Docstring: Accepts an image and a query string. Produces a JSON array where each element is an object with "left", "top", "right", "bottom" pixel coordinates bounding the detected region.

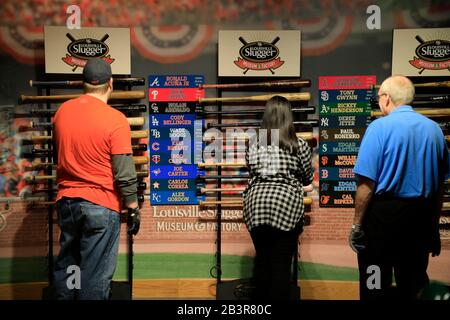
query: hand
[
  {"left": 127, "top": 207, "right": 141, "bottom": 236},
  {"left": 349, "top": 224, "right": 366, "bottom": 254}
]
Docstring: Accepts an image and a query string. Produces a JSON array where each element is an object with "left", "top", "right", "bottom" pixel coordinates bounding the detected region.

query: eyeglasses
[{"left": 375, "top": 93, "right": 387, "bottom": 102}]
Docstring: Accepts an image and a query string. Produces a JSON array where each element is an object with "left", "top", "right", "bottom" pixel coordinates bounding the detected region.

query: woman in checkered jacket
[{"left": 243, "top": 95, "right": 313, "bottom": 300}]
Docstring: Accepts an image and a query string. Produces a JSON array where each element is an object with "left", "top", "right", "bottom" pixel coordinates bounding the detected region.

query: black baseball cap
[{"left": 83, "top": 58, "right": 112, "bottom": 85}]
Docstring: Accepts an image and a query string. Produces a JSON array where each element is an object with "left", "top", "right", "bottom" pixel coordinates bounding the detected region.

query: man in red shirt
[{"left": 53, "top": 58, "right": 140, "bottom": 300}]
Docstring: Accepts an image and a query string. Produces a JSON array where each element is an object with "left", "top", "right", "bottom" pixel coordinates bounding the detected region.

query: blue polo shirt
[{"left": 354, "top": 105, "right": 449, "bottom": 198}]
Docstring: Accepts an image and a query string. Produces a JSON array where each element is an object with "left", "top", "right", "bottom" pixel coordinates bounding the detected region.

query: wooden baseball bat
[
  {"left": 26, "top": 170, "right": 149, "bottom": 182},
  {"left": 201, "top": 79, "right": 311, "bottom": 89},
  {"left": 133, "top": 156, "right": 149, "bottom": 164},
  {"left": 20, "top": 90, "right": 146, "bottom": 102},
  {"left": 413, "top": 95, "right": 450, "bottom": 103},
  {"left": 16, "top": 104, "right": 147, "bottom": 117},
  {"left": 30, "top": 130, "right": 149, "bottom": 142},
  {"left": 29, "top": 78, "right": 146, "bottom": 87},
  {"left": 199, "top": 185, "right": 314, "bottom": 193},
  {"left": 32, "top": 188, "right": 57, "bottom": 194},
  {"left": 200, "top": 107, "right": 316, "bottom": 116},
  {"left": 203, "top": 131, "right": 314, "bottom": 141},
  {"left": 371, "top": 108, "right": 450, "bottom": 117},
  {"left": 199, "top": 92, "right": 311, "bottom": 104},
  {"left": 27, "top": 143, "right": 146, "bottom": 151},
  {"left": 199, "top": 196, "right": 312, "bottom": 206},
  {"left": 207, "top": 120, "right": 318, "bottom": 128},
  {"left": 198, "top": 163, "right": 246, "bottom": 168},
  {"left": 373, "top": 81, "right": 450, "bottom": 89},
  {"left": 132, "top": 143, "right": 148, "bottom": 152},
  {"left": 131, "top": 130, "right": 149, "bottom": 139},
  {"left": 31, "top": 181, "right": 147, "bottom": 193},
  {"left": 30, "top": 135, "right": 52, "bottom": 142},
  {"left": 111, "top": 104, "right": 147, "bottom": 113},
  {"left": 27, "top": 156, "right": 148, "bottom": 170},
  {"left": 127, "top": 117, "right": 145, "bottom": 126},
  {"left": 196, "top": 175, "right": 249, "bottom": 180},
  {"left": 198, "top": 155, "right": 315, "bottom": 168},
  {"left": 32, "top": 194, "right": 146, "bottom": 206},
  {"left": 136, "top": 170, "right": 149, "bottom": 178},
  {"left": 26, "top": 175, "right": 56, "bottom": 182},
  {"left": 0, "top": 196, "right": 47, "bottom": 203},
  {"left": 25, "top": 117, "right": 145, "bottom": 129},
  {"left": 297, "top": 132, "right": 314, "bottom": 140}
]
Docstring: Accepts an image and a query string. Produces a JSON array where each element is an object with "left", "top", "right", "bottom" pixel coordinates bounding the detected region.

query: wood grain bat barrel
[
  {"left": 21, "top": 90, "right": 146, "bottom": 102},
  {"left": 207, "top": 120, "right": 318, "bottom": 128},
  {"left": 198, "top": 92, "right": 311, "bottom": 104},
  {"left": 28, "top": 117, "right": 145, "bottom": 128},
  {"left": 18, "top": 104, "right": 147, "bottom": 117},
  {"left": 203, "top": 131, "right": 314, "bottom": 141},
  {"left": 373, "top": 81, "right": 450, "bottom": 89},
  {"left": 26, "top": 170, "right": 149, "bottom": 182},
  {"left": 199, "top": 196, "right": 312, "bottom": 206},
  {"left": 201, "top": 79, "right": 311, "bottom": 89},
  {"left": 31, "top": 182, "right": 147, "bottom": 193},
  {"left": 199, "top": 185, "right": 314, "bottom": 193},
  {"left": 200, "top": 106, "right": 316, "bottom": 115},
  {"left": 29, "top": 77, "right": 146, "bottom": 87},
  {"left": 28, "top": 156, "right": 148, "bottom": 170},
  {"left": 31, "top": 130, "right": 149, "bottom": 142},
  {"left": 131, "top": 130, "right": 149, "bottom": 139},
  {"left": 372, "top": 108, "right": 450, "bottom": 117}
]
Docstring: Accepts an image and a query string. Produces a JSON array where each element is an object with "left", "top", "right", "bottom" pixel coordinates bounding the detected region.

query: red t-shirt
[{"left": 53, "top": 94, "right": 132, "bottom": 212}]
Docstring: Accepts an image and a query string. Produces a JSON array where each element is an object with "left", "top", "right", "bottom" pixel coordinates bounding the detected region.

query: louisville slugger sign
[
  {"left": 218, "top": 30, "right": 300, "bottom": 77},
  {"left": 392, "top": 28, "right": 450, "bottom": 76},
  {"left": 44, "top": 26, "right": 131, "bottom": 74}
]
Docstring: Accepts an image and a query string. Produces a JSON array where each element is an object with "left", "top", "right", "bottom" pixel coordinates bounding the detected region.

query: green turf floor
[{"left": 0, "top": 253, "right": 359, "bottom": 284}]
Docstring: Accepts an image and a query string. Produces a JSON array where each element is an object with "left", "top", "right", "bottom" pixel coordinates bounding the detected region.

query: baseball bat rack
[
  {"left": 21, "top": 74, "right": 148, "bottom": 297},
  {"left": 202, "top": 76, "right": 315, "bottom": 300}
]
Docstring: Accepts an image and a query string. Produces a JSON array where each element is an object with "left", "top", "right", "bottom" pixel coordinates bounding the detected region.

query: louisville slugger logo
[
  {"left": 234, "top": 36, "right": 284, "bottom": 74},
  {"left": 62, "top": 33, "right": 115, "bottom": 72},
  {"left": 409, "top": 36, "right": 450, "bottom": 74}
]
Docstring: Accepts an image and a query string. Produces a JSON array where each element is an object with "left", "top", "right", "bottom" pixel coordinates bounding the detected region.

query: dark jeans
[
  {"left": 358, "top": 196, "right": 431, "bottom": 300},
  {"left": 53, "top": 197, "right": 121, "bottom": 300},
  {"left": 250, "top": 224, "right": 301, "bottom": 300}
]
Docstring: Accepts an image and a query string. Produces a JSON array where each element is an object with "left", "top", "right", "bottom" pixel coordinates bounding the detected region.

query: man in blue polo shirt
[{"left": 349, "top": 75, "right": 448, "bottom": 300}]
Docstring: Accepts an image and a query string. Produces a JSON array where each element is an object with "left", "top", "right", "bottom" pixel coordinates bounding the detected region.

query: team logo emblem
[
  {"left": 234, "top": 36, "right": 284, "bottom": 74},
  {"left": 409, "top": 36, "right": 450, "bottom": 74},
  {"left": 63, "top": 33, "right": 115, "bottom": 72}
]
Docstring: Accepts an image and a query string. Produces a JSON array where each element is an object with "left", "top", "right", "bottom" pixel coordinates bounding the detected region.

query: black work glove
[
  {"left": 349, "top": 224, "right": 366, "bottom": 254},
  {"left": 127, "top": 207, "right": 141, "bottom": 236},
  {"left": 430, "top": 225, "right": 441, "bottom": 257}
]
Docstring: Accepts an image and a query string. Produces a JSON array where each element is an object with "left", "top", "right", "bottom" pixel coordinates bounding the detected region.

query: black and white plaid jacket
[{"left": 243, "top": 138, "right": 313, "bottom": 231}]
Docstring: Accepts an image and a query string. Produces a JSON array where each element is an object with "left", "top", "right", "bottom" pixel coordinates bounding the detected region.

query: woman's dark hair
[{"left": 260, "top": 96, "right": 298, "bottom": 152}]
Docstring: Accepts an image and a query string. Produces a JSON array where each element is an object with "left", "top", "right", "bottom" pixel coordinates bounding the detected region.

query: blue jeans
[{"left": 53, "top": 197, "right": 121, "bottom": 300}]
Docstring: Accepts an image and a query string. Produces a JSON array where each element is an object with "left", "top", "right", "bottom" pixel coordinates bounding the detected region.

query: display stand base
[
  {"left": 216, "top": 278, "right": 300, "bottom": 300},
  {"left": 41, "top": 281, "right": 131, "bottom": 300},
  {"left": 110, "top": 281, "right": 132, "bottom": 300},
  {"left": 42, "top": 286, "right": 56, "bottom": 300}
]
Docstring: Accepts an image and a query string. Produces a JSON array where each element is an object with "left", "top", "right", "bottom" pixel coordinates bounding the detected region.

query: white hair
[{"left": 379, "top": 75, "right": 415, "bottom": 106}]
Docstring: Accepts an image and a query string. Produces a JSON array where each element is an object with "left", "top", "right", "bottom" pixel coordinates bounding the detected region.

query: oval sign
[
  {"left": 416, "top": 39, "right": 450, "bottom": 62},
  {"left": 67, "top": 38, "right": 109, "bottom": 59},
  {"left": 239, "top": 41, "right": 279, "bottom": 63}
]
